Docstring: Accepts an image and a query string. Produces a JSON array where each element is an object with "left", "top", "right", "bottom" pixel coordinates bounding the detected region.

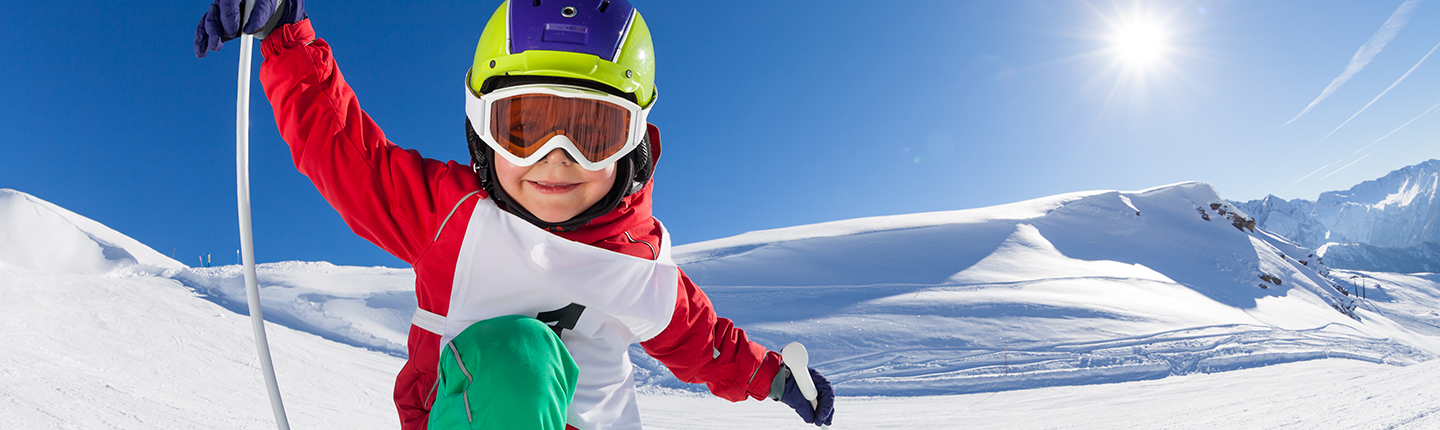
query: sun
[
  {"left": 1081, "top": 0, "right": 1186, "bottom": 83},
  {"left": 1069, "top": 2, "right": 1207, "bottom": 128},
  {"left": 1112, "top": 21, "right": 1168, "bottom": 67}
]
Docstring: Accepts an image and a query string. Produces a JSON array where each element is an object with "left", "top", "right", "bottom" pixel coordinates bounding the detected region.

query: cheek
[
  {"left": 492, "top": 158, "right": 527, "bottom": 192},
  {"left": 588, "top": 166, "right": 619, "bottom": 193}
]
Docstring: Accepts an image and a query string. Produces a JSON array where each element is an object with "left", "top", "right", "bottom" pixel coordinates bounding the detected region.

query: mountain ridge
[
  {"left": 657, "top": 181, "right": 1439, "bottom": 395},
  {"left": 1233, "top": 159, "right": 1440, "bottom": 273}
]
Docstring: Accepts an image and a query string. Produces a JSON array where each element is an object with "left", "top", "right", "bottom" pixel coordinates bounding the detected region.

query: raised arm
[{"left": 258, "top": 20, "right": 481, "bottom": 263}]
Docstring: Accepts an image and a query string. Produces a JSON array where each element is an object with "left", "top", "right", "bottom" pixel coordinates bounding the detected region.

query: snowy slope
[
  {"left": 0, "top": 189, "right": 184, "bottom": 275},
  {"left": 637, "top": 358, "right": 1440, "bottom": 429},
  {"left": 0, "top": 267, "right": 405, "bottom": 428},
  {"left": 665, "top": 182, "right": 1440, "bottom": 395},
  {"left": 177, "top": 262, "right": 417, "bottom": 356},
  {"left": 4, "top": 185, "right": 1440, "bottom": 428},
  {"left": 0, "top": 189, "right": 418, "bottom": 357},
  {"left": 0, "top": 190, "right": 406, "bottom": 428}
]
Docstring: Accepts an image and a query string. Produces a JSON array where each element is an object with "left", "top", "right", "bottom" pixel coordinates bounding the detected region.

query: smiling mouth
[{"left": 527, "top": 180, "right": 581, "bottom": 194}]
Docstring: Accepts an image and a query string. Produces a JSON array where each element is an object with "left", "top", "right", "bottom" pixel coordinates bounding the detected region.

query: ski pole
[
  {"left": 236, "top": 0, "right": 290, "bottom": 427},
  {"left": 782, "top": 342, "right": 830, "bottom": 430}
]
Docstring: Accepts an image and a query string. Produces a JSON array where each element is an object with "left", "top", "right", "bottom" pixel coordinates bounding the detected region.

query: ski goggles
[{"left": 466, "top": 83, "right": 650, "bottom": 171}]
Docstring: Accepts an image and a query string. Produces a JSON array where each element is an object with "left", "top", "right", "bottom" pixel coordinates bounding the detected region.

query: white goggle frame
[{"left": 465, "top": 82, "right": 650, "bottom": 171}]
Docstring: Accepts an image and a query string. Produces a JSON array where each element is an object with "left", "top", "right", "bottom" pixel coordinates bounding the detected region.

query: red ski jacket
[{"left": 259, "top": 20, "right": 782, "bottom": 430}]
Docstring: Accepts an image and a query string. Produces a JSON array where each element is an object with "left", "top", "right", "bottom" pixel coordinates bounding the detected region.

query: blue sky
[{"left": 4, "top": 1, "right": 1439, "bottom": 268}]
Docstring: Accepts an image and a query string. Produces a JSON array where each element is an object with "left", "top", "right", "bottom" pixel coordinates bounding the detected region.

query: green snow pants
[{"left": 428, "top": 315, "right": 579, "bottom": 430}]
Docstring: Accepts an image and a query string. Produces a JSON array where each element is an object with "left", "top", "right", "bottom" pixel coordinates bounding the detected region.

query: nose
[{"left": 538, "top": 148, "right": 577, "bottom": 165}]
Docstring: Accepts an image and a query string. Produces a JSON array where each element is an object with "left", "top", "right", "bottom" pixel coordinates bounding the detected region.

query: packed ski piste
[{"left": 194, "top": 0, "right": 835, "bottom": 428}]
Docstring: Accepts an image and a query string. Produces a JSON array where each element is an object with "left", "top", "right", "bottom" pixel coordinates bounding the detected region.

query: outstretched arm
[
  {"left": 258, "top": 19, "right": 481, "bottom": 263},
  {"left": 640, "top": 271, "right": 783, "bottom": 401}
]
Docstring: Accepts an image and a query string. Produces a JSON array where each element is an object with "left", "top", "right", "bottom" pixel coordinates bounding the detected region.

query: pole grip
[{"left": 782, "top": 342, "right": 828, "bottom": 428}]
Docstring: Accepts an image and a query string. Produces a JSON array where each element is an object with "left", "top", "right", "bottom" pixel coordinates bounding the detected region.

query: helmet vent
[
  {"left": 532, "top": 0, "right": 542, "bottom": 7},
  {"left": 562, "top": 6, "right": 577, "bottom": 17},
  {"left": 598, "top": 1, "right": 611, "bottom": 13}
]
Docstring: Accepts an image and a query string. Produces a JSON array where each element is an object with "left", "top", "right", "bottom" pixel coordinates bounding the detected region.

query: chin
[{"left": 532, "top": 210, "right": 582, "bottom": 224}]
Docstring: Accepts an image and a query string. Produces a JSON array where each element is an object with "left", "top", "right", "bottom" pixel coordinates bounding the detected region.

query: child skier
[{"left": 194, "top": 0, "right": 836, "bottom": 428}]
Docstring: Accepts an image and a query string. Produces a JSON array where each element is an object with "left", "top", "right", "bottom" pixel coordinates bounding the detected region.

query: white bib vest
[{"left": 412, "top": 197, "right": 680, "bottom": 430}]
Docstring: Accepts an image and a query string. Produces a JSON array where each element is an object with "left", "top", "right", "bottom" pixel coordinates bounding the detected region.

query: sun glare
[
  {"left": 1085, "top": 2, "right": 1189, "bottom": 92},
  {"left": 1114, "top": 22, "right": 1167, "bottom": 66},
  {"left": 1074, "top": 2, "right": 1204, "bottom": 127}
]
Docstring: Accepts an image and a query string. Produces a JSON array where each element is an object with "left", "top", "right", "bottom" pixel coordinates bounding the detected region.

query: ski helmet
[{"left": 465, "top": 0, "right": 658, "bottom": 232}]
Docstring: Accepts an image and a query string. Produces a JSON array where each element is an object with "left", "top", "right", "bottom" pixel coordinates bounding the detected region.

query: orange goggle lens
[{"left": 489, "top": 93, "right": 632, "bottom": 163}]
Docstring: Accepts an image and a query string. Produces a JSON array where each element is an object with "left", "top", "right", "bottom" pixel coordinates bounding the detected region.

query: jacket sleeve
[
  {"left": 641, "top": 269, "right": 783, "bottom": 402},
  {"left": 258, "top": 20, "right": 475, "bottom": 263}
]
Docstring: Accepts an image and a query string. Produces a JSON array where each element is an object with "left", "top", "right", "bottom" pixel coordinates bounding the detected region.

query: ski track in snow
[
  {"left": 175, "top": 262, "right": 417, "bottom": 357},
  {"left": 637, "top": 358, "right": 1440, "bottom": 429}
]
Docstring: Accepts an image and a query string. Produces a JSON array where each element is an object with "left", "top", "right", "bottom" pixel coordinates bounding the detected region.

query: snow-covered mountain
[
  {"left": 1234, "top": 159, "right": 1440, "bottom": 273},
  {"left": 4, "top": 185, "right": 1440, "bottom": 428},
  {"left": 1232, "top": 194, "right": 1330, "bottom": 248},
  {"left": 0, "top": 189, "right": 185, "bottom": 275},
  {"left": 1315, "top": 159, "right": 1440, "bottom": 248},
  {"left": 0, "top": 189, "right": 407, "bottom": 428},
  {"left": 657, "top": 181, "right": 1438, "bottom": 395}
]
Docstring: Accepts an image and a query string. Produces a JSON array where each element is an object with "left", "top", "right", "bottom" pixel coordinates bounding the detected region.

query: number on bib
[{"left": 536, "top": 303, "right": 586, "bottom": 337}]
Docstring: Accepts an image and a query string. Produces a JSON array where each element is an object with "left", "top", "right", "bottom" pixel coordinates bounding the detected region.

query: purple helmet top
[{"left": 510, "top": 0, "right": 636, "bottom": 62}]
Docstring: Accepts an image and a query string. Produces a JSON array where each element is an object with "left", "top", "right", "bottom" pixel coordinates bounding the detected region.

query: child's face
[{"left": 494, "top": 149, "right": 618, "bottom": 223}]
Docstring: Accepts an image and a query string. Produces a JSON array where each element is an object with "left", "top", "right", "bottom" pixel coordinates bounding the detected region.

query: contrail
[
  {"left": 1320, "top": 152, "right": 1374, "bottom": 180},
  {"left": 1319, "top": 38, "right": 1440, "bottom": 142},
  {"left": 1291, "top": 98, "right": 1440, "bottom": 187},
  {"left": 1285, "top": 162, "right": 1338, "bottom": 189},
  {"left": 1281, "top": 0, "right": 1422, "bottom": 128},
  {"left": 1349, "top": 98, "right": 1440, "bottom": 155}
]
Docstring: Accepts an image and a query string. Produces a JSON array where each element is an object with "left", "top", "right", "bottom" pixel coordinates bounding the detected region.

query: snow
[
  {"left": 664, "top": 182, "right": 1438, "bottom": 397},
  {"left": 179, "top": 262, "right": 417, "bottom": 355},
  {"left": 1236, "top": 159, "right": 1440, "bottom": 251},
  {"left": 0, "top": 266, "right": 404, "bottom": 429},
  {"left": 0, "top": 189, "right": 184, "bottom": 276},
  {"left": 637, "top": 359, "right": 1440, "bottom": 429},
  {"left": 4, "top": 182, "right": 1440, "bottom": 428}
]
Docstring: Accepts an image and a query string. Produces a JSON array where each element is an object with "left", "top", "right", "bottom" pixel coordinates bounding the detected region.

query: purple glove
[
  {"left": 773, "top": 367, "right": 835, "bottom": 427},
  {"left": 193, "top": 0, "right": 306, "bottom": 58}
]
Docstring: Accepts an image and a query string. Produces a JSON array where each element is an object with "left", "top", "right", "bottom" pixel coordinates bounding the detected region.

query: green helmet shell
[{"left": 469, "top": 1, "right": 657, "bottom": 108}]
